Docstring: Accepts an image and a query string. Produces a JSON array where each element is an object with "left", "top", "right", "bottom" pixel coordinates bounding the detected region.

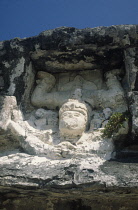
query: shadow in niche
[
  {"left": 113, "top": 134, "right": 138, "bottom": 163},
  {"left": 110, "top": 156, "right": 138, "bottom": 163},
  {"left": 54, "top": 199, "right": 91, "bottom": 210},
  {"left": 0, "top": 148, "right": 24, "bottom": 157}
]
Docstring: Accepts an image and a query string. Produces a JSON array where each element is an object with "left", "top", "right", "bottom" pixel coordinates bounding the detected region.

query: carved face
[{"left": 59, "top": 110, "right": 86, "bottom": 137}]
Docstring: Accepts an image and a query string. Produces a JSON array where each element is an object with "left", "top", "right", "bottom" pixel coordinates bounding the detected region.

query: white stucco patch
[
  {"left": 3, "top": 61, "right": 11, "bottom": 68},
  {"left": 10, "top": 40, "right": 24, "bottom": 52},
  {"left": 35, "top": 44, "right": 40, "bottom": 50},
  {"left": 8, "top": 57, "right": 25, "bottom": 95}
]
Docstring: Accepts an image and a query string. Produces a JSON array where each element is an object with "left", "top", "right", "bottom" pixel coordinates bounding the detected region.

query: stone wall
[{"left": 0, "top": 25, "right": 138, "bottom": 209}]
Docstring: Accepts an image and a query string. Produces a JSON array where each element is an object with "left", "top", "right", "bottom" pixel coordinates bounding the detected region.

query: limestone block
[
  {"left": 34, "top": 118, "right": 47, "bottom": 129},
  {"left": 103, "top": 108, "right": 112, "bottom": 120},
  {"left": 28, "top": 108, "right": 58, "bottom": 130},
  {"left": 90, "top": 119, "right": 103, "bottom": 130}
]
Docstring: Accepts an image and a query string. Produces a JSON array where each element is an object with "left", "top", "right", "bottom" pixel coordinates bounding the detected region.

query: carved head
[{"left": 59, "top": 99, "right": 88, "bottom": 138}]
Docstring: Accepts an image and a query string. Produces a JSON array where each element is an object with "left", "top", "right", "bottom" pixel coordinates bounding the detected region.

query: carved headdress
[{"left": 59, "top": 99, "right": 88, "bottom": 121}]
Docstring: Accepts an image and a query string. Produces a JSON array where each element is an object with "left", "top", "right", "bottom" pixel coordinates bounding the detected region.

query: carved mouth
[{"left": 61, "top": 119, "right": 78, "bottom": 129}]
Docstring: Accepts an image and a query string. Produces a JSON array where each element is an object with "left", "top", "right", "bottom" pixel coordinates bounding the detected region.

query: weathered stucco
[{"left": 0, "top": 25, "right": 138, "bottom": 210}]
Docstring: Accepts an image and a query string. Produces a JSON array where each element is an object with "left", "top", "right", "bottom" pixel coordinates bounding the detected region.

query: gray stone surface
[{"left": 0, "top": 25, "right": 138, "bottom": 209}]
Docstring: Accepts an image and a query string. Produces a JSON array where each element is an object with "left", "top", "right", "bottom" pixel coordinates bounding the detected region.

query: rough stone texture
[{"left": 0, "top": 25, "right": 138, "bottom": 209}]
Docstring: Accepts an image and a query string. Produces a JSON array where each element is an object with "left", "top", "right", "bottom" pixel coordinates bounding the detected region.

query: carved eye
[
  {"left": 62, "top": 113, "right": 67, "bottom": 117},
  {"left": 74, "top": 113, "right": 79, "bottom": 117}
]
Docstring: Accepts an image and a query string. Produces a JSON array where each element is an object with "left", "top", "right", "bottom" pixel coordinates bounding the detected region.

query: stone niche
[
  {"left": 0, "top": 68, "right": 128, "bottom": 159},
  {"left": 0, "top": 25, "right": 138, "bottom": 210}
]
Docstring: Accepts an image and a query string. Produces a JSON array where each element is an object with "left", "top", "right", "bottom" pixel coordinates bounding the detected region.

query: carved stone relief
[
  {"left": 1, "top": 26, "right": 138, "bottom": 208},
  {"left": 0, "top": 68, "right": 129, "bottom": 160}
]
